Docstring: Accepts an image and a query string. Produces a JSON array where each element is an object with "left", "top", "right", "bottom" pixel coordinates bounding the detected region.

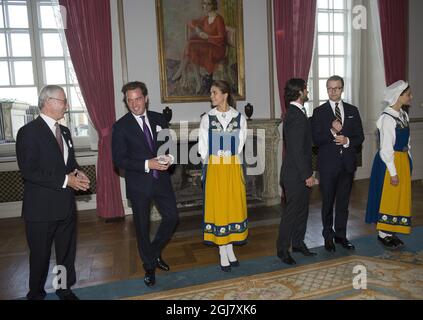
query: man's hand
[
  {"left": 75, "top": 169, "right": 90, "bottom": 183},
  {"left": 334, "top": 135, "right": 348, "bottom": 146},
  {"left": 148, "top": 158, "right": 170, "bottom": 171},
  {"left": 305, "top": 176, "right": 315, "bottom": 188},
  {"left": 67, "top": 170, "right": 90, "bottom": 191},
  {"left": 390, "top": 175, "right": 399, "bottom": 186},
  {"left": 331, "top": 120, "right": 342, "bottom": 134}
]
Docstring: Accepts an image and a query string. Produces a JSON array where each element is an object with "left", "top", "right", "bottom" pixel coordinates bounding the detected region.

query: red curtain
[
  {"left": 378, "top": 0, "right": 409, "bottom": 85},
  {"left": 274, "top": 0, "right": 317, "bottom": 117},
  {"left": 59, "top": 0, "right": 125, "bottom": 218}
]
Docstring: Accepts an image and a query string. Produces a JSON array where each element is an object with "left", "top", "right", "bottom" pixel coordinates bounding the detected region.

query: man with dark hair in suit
[
  {"left": 16, "top": 85, "right": 90, "bottom": 300},
  {"left": 312, "top": 75, "right": 364, "bottom": 252},
  {"left": 277, "top": 78, "right": 317, "bottom": 265},
  {"left": 112, "top": 81, "right": 178, "bottom": 287}
]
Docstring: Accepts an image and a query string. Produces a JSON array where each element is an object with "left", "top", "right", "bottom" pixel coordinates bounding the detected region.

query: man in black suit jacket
[
  {"left": 16, "top": 85, "right": 90, "bottom": 300},
  {"left": 312, "top": 75, "right": 364, "bottom": 252},
  {"left": 112, "top": 81, "right": 178, "bottom": 287},
  {"left": 277, "top": 78, "right": 317, "bottom": 265}
]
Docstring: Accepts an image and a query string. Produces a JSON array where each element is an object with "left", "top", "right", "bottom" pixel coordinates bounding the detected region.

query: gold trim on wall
[{"left": 156, "top": 0, "right": 245, "bottom": 103}]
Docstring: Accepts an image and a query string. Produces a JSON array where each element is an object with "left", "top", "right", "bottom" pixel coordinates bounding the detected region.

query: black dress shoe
[
  {"left": 324, "top": 239, "right": 336, "bottom": 252},
  {"left": 144, "top": 269, "right": 156, "bottom": 287},
  {"left": 391, "top": 234, "right": 404, "bottom": 247},
  {"left": 377, "top": 236, "right": 401, "bottom": 250},
  {"left": 156, "top": 256, "right": 170, "bottom": 271},
  {"left": 220, "top": 264, "right": 231, "bottom": 272},
  {"left": 229, "top": 260, "right": 240, "bottom": 267},
  {"left": 278, "top": 251, "right": 296, "bottom": 265},
  {"left": 334, "top": 237, "right": 355, "bottom": 250},
  {"left": 56, "top": 289, "right": 79, "bottom": 300},
  {"left": 292, "top": 245, "right": 317, "bottom": 256}
]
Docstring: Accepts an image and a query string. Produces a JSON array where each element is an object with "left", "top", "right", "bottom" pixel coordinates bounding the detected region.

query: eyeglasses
[
  {"left": 327, "top": 87, "right": 343, "bottom": 92},
  {"left": 49, "top": 97, "right": 68, "bottom": 104}
]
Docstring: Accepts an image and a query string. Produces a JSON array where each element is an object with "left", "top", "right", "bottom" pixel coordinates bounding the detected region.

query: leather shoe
[
  {"left": 278, "top": 251, "right": 296, "bottom": 265},
  {"left": 144, "top": 269, "right": 156, "bottom": 287},
  {"left": 334, "top": 237, "right": 355, "bottom": 250},
  {"left": 229, "top": 260, "right": 240, "bottom": 267},
  {"left": 324, "top": 239, "right": 336, "bottom": 252},
  {"left": 377, "top": 236, "right": 401, "bottom": 250},
  {"left": 156, "top": 256, "right": 170, "bottom": 271},
  {"left": 220, "top": 264, "right": 231, "bottom": 272},
  {"left": 56, "top": 289, "right": 79, "bottom": 300},
  {"left": 292, "top": 245, "right": 317, "bottom": 256},
  {"left": 391, "top": 234, "right": 404, "bottom": 247}
]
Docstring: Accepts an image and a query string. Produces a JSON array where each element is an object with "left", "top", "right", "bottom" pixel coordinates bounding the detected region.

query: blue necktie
[{"left": 140, "top": 116, "right": 158, "bottom": 179}]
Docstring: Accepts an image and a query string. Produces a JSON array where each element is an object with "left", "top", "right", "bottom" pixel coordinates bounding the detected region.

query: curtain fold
[
  {"left": 378, "top": 0, "right": 408, "bottom": 85},
  {"left": 59, "top": 0, "right": 124, "bottom": 218},
  {"left": 273, "top": 0, "right": 317, "bottom": 117}
]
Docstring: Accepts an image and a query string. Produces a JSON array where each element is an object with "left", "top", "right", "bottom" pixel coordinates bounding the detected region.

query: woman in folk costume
[
  {"left": 365, "top": 80, "right": 413, "bottom": 249},
  {"left": 198, "top": 80, "right": 248, "bottom": 272}
]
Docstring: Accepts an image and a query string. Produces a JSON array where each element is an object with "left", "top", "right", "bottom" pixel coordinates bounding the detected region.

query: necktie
[
  {"left": 335, "top": 102, "right": 342, "bottom": 125},
  {"left": 140, "top": 116, "right": 158, "bottom": 179},
  {"left": 302, "top": 107, "right": 307, "bottom": 117},
  {"left": 55, "top": 122, "right": 64, "bottom": 154}
]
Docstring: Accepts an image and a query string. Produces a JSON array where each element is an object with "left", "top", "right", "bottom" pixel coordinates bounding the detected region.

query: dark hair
[
  {"left": 400, "top": 85, "right": 410, "bottom": 96},
  {"left": 400, "top": 85, "right": 411, "bottom": 113},
  {"left": 326, "top": 75, "right": 344, "bottom": 88},
  {"left": 211, "top": 80, "right": 236, "bottom": 109},
  {"left": 121, "top": 81, "right": 148, "bottom": 105},
  {"left": 204, "top": 0, "right": 218, "bottom": 11},
  {"left": 284, "top": 78, "right": 307, "bottom": 103}
]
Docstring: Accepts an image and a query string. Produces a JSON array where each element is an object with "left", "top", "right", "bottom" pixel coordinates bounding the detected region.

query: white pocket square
[
  {"left": 348, "top": 116, "right": 354, "bottom": 119},
  {"left": 156, "top": 125, "right": 162, "bottom": 132},
  {"left": 68, "top": 140, "right": 73, "bottom": 148}
]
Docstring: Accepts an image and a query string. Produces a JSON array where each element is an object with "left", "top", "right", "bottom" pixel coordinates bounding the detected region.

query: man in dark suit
[
  {"left": 277, "top": 78, "right": 317, "bottom": 265},
  {"left": 312, "top": 75, "right": 364, "bottom": 252},
  {"left": 112, "top": 81, "right": 178, "bottom": 287},
  {"left": 16, "top": 85, "right": 90, "bottom": 300}
]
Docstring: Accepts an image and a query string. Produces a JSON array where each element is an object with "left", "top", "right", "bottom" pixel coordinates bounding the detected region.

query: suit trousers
[
  {"left": 25, "top": 208, "right": 77, "bottom": 300},
  {"left": 130, "top": 178, "right": 178, "bottom": 271},
  {"left": 277, "top": 180, "right": 311, "bottom": 253},
  {"left": 319, "top": 168, "right": 354, "bottom": 240}
]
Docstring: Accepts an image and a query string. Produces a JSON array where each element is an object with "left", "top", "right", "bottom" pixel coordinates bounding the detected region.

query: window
[
  {"left": 0, "top": 0, "right": 89, "bottom": 144},
  {"left": 307, "top": 0, "right": 350, "bottom": 113}
]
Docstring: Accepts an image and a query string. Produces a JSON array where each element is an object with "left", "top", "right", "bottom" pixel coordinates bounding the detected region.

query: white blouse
[
  {"left": 198, "top": 107, "right": 247, "bottom": 161},
  {"left": 377, "top": 106, "right": 411, "bottom": 177}
]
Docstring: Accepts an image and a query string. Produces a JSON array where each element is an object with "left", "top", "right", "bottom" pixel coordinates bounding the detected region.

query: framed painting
[{"left": 156, "top": 0, "right": 245, "bottom": 103}]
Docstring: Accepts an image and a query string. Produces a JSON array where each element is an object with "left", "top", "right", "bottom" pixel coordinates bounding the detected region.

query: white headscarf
[{"left": 383, "top": 80, "right": 409, "bottom": 106}]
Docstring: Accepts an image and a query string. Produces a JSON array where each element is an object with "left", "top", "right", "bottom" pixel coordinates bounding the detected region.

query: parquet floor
[{"left": 0, "top": 179, "right": 422, "bottom": 300}]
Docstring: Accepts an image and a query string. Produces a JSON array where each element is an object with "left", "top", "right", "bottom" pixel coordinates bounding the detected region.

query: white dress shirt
[
  {"left": 198, "top": 107, "right": 247, "bottom": 162},
  {"left": 290, "top": 102, "right": 307, "bottom": 116},
  {"left": 40, "top": 113, "right": 69, "bottom": 188},
  {"left": 328, "top": 100, "right": 350, "bottom": 148},
  {"left": 132, "top": 112, "right": 174, "bottom": 172},
  {"left": 377, "top": 106, "right": 411, "bottom": 177}
]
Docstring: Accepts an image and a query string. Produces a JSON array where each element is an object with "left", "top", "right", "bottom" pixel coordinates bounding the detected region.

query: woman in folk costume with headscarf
[{"left": 365, "top": 80, "right": 413, "bottom": 249}]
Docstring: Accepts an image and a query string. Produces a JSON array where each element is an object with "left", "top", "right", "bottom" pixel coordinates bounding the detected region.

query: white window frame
[
  {"left": 0, "top": 0, "right": 90, "bottom": 154},
  {"left": 308, "top": 0, "right": 350, "bottom": 113}
]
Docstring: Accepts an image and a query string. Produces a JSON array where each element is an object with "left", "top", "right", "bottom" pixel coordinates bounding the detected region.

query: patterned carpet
[
  {"left": 33, "top": 227, "right": 423, "bottom": 300},
  {"left": 127, "top": 251, "right": 423, "bottom": 300}
]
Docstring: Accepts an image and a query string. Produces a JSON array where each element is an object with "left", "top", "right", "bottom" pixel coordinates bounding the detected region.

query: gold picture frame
[{"left": 156, "top": 0, "right": 245, "bottom": 103}]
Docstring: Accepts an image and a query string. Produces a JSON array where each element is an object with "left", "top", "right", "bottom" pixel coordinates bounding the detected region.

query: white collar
[
  {"left": 209, "top": 106, "right": 239, "bottom": 117},
  {"left": 383, "top": 106, "right": 403, "bottom": 117},
  {"left": 290, "top": 102, "right": 305, "bottom": 111},
  {"left": 40, "top": 113, "right": 59, "bottom": 130},
  {"left": 329, "top": 100, "right": 343, "bottom": 108},
  {"left": 132, "top": 111, "right": 147, "bottom": 119}
]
